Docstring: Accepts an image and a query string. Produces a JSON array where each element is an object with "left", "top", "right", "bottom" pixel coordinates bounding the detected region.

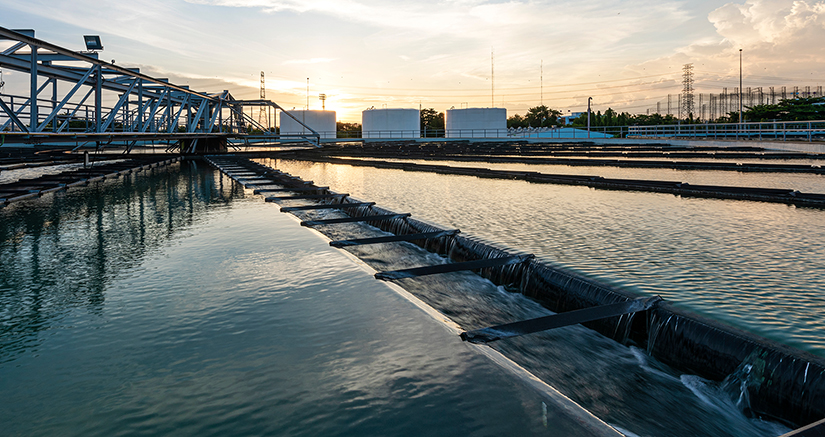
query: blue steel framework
[{"left": 0, "top": 26, "right": 320, "bottom": 152}]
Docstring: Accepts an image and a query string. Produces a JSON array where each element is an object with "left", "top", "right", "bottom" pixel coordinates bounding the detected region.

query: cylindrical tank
[
  {"left": 361, "top": 108, "right": 420, "bottom": 138},
  {"left": 279, "top": 110, "right": 336, "bottom": 139},
  {"left": 445, "top": 108, "right": 507, "bottom": 138}
]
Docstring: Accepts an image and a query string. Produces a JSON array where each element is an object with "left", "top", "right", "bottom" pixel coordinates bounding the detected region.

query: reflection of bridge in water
[
  {"left": 0, "top": 161, "right": 244, "bottom": 364},
  {"left": 0, "top": 26, "right": 320, "bottom": 153}
]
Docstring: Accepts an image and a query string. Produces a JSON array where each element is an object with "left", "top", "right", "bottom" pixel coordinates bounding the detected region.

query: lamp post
[
  {"left": 587, "top": 97, "right": 592, "bottom": 138},
  {"left": 739, "top": 49, "right": 743, "bottom": 124}
]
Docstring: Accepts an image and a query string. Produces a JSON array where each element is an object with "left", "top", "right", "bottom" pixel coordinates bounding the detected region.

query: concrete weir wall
[{"left": 336, "top": 198, "right": 824, "bottom": 428}]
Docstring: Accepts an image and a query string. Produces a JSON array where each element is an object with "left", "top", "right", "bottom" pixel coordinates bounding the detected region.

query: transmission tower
[
  {"left": 258, "top": 71, "right": 267, "bottom": 127},
  {"left": 681, "top": 63, "right": 694, "bottom": 118}
]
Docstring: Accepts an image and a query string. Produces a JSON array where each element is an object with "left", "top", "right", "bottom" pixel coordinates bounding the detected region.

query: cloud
[
  {"left": 708, "top": 0, "right": 825, "bottom": 47},
  {"left": 11, "top": 0, "right": 824, "bottom": 119},
  {"left": 282, "top": 58, "right": 337, "bottom": 65},
  {"left": 607, "top": 0, "right": 825, "bottom": 116},
  {"left": 644, "top": 1, "right": 825, "bottom": 70},
  {"left": 185, "top": 0, "right": 691, "bottom": 44}
]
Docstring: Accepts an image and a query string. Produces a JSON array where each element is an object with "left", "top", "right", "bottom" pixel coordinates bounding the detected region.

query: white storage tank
[
  {"left": 280, "top": 110, "right": 336, "bottom": 139},
  {"left": 445, "top": 108, "right": 507, "bottom": 138},
  {"left": 361, "top": 108, "right": 420, "bottom": 138}
]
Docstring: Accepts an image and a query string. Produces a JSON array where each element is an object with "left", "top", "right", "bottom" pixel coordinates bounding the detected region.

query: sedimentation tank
[
  {"left": 361, "top": 108, "right": 420, "bottom": 138},
  {"left": 280, "top": 110, "right": 337, "bottom": 139},
  {"left": 445, "top": 108, "right": 507, "bottom": 138}
]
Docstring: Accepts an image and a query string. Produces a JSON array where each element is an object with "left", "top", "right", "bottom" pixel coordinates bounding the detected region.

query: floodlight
[{"left": 83, "top": 35, "right": 103, "bottom": 51}]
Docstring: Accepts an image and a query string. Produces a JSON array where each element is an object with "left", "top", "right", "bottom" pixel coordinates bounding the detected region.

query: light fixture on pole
[{"left": 83, "top": 35, "right": 103, "bottom": 52}]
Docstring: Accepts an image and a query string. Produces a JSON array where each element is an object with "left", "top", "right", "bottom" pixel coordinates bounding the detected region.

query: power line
[{"left": 262, "top": 71, "right": 681, "bottom": 93}]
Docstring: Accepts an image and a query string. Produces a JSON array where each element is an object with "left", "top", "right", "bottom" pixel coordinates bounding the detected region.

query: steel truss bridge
[{"left": 0, "top": 26, "right": 320, "bottom": 153}]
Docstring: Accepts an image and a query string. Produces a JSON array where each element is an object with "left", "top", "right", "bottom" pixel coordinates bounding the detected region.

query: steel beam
[
  {"left": 37, "top": 66, "right": 95, "bottom": 131},
  {"left": 0, "top": 26, "right": 323, "bottom": 149},
  {"left": 460, "top": 296, "right": 662, "bottom": 344},
  {"left": 0, "top": 97, "right": 29, "bottom": 132},
  {"left": 374, "top": 254, "right": 533, "bottom": 281}
]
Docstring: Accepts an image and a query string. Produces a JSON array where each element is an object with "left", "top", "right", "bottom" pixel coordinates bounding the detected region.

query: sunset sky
[{"left": 2, "top": 0, "right": 825, "bottom": 122}]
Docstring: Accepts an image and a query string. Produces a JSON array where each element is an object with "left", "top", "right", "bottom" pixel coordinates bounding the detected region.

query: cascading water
[{"left": 251, "top": 159, "right": 805, "bottom": 435}]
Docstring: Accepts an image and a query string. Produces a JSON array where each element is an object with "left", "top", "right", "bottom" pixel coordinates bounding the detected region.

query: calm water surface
[
  {"left": 271, "top": 158, "right": 825, "bottom": 356},
  {"left": 0, "top": 163, "right": 583, "bottom": 436}
]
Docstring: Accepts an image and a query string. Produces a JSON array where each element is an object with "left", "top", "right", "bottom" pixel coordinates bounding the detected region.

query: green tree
[
  {"left": 336, "top": 122, "right": 361, "bottom": 138},
  {"left": 524, "top": 105, "right": 562, "bottom": 127},
  {"left": 508, "top": 105, "right": 562, "bottom": 128},
  {"left": 420, "top": 108, "right": 445, "bottom": 137},
  {"left": 507, "top": 114, "right": 527, "bottom": 128},
  {"left": 741, "top": 96, "right": 825, "bottom": 122}
]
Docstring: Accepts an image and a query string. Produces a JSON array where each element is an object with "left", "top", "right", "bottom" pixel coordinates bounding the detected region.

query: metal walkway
[{"left": 0, "top": 26, "right": 320, "bottom": 152}]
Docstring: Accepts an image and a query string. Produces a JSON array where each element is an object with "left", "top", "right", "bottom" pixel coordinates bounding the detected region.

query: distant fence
[
  {"left": 275, "top": 121, "right": 825, "bottom": 142},
  {"left": 333, "top": 127, "right": 626, "bottom": 139},
  {"left": 630, "top": 120, "right": 825, "bottom": 142}
]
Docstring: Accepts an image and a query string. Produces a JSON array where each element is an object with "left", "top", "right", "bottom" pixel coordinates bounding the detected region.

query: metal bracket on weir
[
  {"left": 330, "top": 229, "right": 460, "bottom": 248},
  {"left": 253, "top": 187, "right": 329, "bottom": 194},
  {"left": 374, "top": 254, "right": 534, "bottom": 281},
  {"left": 301, "top": 213, "right": 411, "bottom": 227},
  {"left": 265, "top": 193, "right": 348, "bottom": 202},
  {"left": 280, "top": 202, "right": 376, "bottom": 212},
  {"left": 780, "top": 417, "right": 825, "bottom": 437},
  {"left": 460, "top": 296, "right": 663, "bottom": 344}
]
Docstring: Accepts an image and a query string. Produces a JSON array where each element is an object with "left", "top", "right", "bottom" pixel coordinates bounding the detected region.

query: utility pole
[
  {"left": 491, "top": 48, "right": 495, "bottom": 107},
  {"left": 587, "top": 97, "right": 592, "bottom": 139},
  {"left": 739, "top": 49, "right": 743, "bottom": 123}
]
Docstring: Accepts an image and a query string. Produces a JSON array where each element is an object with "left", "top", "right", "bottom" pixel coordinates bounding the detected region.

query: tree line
[{"left": 336, "top": 96, "right": 825, "bottom": 137}]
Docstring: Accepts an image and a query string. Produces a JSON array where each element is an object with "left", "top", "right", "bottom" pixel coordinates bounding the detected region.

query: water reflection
[
  {"left": 0, "top": 163, "right": 582, "bottom": 437},
  {"left": 0, "top": 161, "right": 244, "bottom": 364}
]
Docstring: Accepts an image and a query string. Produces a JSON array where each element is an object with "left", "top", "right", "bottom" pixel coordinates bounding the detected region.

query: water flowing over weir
[
  {"left": 200, "top": 156, "right": 818, "bottom": 435},
  {"left": 347, "top": 199, "right": 825, "bottom": 428}
]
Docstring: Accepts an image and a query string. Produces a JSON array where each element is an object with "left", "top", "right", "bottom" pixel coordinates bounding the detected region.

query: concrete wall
[
  {"left": 362, "top": 108, "right": 420, "bottom": 138},
  {"left": 445, "top": 108, "right": 507, "bottom": 138},
  {"left": 280, "top": 110, "right": 336, "bottom": 139}
]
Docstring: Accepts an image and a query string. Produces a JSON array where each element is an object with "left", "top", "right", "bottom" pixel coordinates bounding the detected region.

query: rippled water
[
  {"left": 269, "top": 158, "right": 825, "bottom": 357},
  {"left": 0, "top": 162, "right": 583, "bottom": 436}
]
